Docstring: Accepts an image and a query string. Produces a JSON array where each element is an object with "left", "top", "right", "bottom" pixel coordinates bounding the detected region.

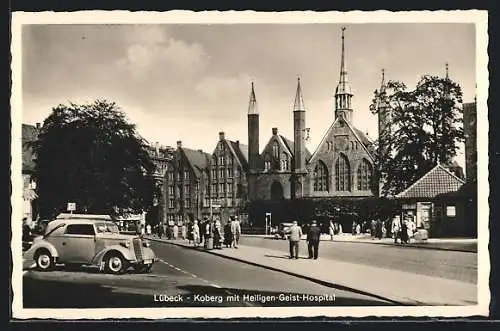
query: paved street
[
  {"left": 23, "top": 241, "right": 393, "bottom": 308},
  {"left": 239, "top": 236, "right": 477, "bottom": 284}
]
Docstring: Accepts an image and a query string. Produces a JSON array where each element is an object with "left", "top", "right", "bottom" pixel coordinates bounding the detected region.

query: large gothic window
[
  {"left": 313, "top": 161, "right": 329, "bottom": 191},
  {"left": 357, "top": 159, "right": 372, "bottom": 191},
  {"left": 335, "top": 154, "right": 351, "bottom": 191}
]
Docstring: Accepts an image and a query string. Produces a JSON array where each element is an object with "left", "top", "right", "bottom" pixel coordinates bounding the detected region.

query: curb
[
  {"left": 148, "top": 237, "right": 417, "bottom": 306},
  {"left": 249, "top": 236, "right": 477, "bottom": 253}
]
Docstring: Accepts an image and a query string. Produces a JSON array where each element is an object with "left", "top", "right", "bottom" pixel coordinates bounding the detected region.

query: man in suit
[
  {"left": 287, "top": 221, "right": 303, "bottom": 259},
  {"left": 307, "top": 220, "right": 321, "bottom": 259},
  {"left": 230, "top": 215, "right": 242, "bottom": 248}
]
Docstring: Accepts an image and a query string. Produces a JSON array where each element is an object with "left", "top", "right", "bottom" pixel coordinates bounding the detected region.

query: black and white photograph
[{"left": 11, "top": 10, "right": 489, "bottom": 319}]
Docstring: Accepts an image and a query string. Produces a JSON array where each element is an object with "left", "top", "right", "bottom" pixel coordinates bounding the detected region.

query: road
[
  {"left": 239, "top": 237, "right": 477, "bottom": 284},
  {"left": 23, "top": 241, "right": 393, "bottom": 308}
]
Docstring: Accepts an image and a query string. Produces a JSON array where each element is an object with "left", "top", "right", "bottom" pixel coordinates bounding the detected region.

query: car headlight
[
  {"left": 142, "top": 241, "right": 150, "bottom": 248},
  {"left": 120, "top": 241, "right": 130, "bottom": 248}
]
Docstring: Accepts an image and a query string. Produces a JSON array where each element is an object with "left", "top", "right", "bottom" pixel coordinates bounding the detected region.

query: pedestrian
[
  {"left": 392, "top": 216, "right": 401, "bottom": 243},
  {"left": 230, "top": 215, "right": 242, "bottom": 248},
  {"left": 223, "top": 222, "right": 233, "bottom": 248},
  {"left": 146, "top": 223, "right": 151, "bottom": 236},
  {"left": 355, "top": 222, "right": 361, "bottom": 235},
  {"left": 173, "top": 223, "right": 179, "bottom": 240},
  {"left": 140, "top": 224, "right": 145, "bottom": 238},
  {"left": 307, "top": 220, "right": 321, "bottom": 260},
  {"left": 351, "top": 221, "right": 357, "bottom": 235},
  {"left": 376, "top": 219, "right": 383, "bottom": 239},
  {"left": 157, "top": 224, "right": 163, "bottom": 239},
  {"left": 214, "top": 219, "right": 223, "bottom": 249},
  {"left": 192, "top": 220, "right": 200, "bottom": 247},
  {"left": 401, "top": 219, "right": 409, "bottom": 244},
  {"left": 328, "top": 220, "right": 335, "bottom": 241},
  {"left": 181, "top": 223, "right": 187, "bottom": 240},
  {"left": 370, "top": 219, "right": 376, "bottom": 238},
  {"left": 287, "top": 221, "right": 303, "bottom": 259}
]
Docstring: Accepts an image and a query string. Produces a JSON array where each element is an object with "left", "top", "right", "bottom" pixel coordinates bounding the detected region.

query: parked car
[
  {"left": 274, "top": 222, "right": 295, "bottom": 240},
  {"left": 24, "top": 214, "right": 156, "bottom": 274}
]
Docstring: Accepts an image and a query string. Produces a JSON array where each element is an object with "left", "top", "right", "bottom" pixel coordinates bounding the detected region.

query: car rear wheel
[
  {"left": 34, "top": 249, "right": 53, "bottom": 271},
  {"left": 104, "top": 252, "right": 127, "bottom": 274}
]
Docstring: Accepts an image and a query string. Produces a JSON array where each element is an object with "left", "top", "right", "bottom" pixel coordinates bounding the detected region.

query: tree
[
  {"left": 32, "top": 100, "right": 159, "bottom": 218},
  {"left": 371, "top": 75, "right": 464, "bottom": 196}
]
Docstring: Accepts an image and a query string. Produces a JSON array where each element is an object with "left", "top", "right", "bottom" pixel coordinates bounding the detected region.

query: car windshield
[{"left": 95, "top": 222, "right": 120, "bottom": 233}]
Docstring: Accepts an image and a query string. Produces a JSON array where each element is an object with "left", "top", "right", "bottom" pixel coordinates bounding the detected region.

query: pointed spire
[
  {"left": 380, "top": 68, "right": 386, "bottom": 93},
  {"left": 247, "top": 81, "right": 258, "bottom": 115},
  {"left": 293, "top": 76, "right": 305, "bottom": 111},
  {"left": 340, "top": 26, "right": 346, "bottom": 81},
  {"left": 445, "top": 62, "right": 449, "bottom": 80}
]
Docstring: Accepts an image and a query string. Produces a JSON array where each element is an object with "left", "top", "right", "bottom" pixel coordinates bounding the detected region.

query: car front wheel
[
  {"left": 34, "top": 249, "right": 53, "bottom": 271},
  {"left": 104, "top": 252, "right": 127, "bottom": 274}
]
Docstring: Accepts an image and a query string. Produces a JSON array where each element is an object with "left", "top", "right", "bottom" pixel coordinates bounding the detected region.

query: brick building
[
  {"left": 463, "top": 101, "right": 477, "bottom": 183},
  {"left": 22, "top": 123, "right": 41, "bottom": 225},
  {"left": 247, "top": 27, "right": 376, "bottom": 210},
  {"left": 163, "top": 135, "right": 249, "bottom": 226}
]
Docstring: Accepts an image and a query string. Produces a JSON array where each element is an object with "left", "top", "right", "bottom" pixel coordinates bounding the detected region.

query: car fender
[
  {"left": 142, "top": 247, "right": 156, "bottom": 261},
  {"left": 24, "top": 240, "right": 59, "bottom": 261},
  {"left": 93, "top": 245, "right": 135, "bottom": 266}
]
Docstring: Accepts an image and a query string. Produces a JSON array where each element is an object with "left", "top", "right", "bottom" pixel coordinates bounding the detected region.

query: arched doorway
[{"left": 271, "top": 181, "right": 284, "bottom": 200}]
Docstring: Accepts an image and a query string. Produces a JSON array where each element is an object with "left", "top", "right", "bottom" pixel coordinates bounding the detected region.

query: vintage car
[{"left": 24, "top": 214, "right": 156, "bottom": 274}]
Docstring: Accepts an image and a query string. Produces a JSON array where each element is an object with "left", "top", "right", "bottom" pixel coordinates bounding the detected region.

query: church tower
[
  {"left": 291, "top": 77, "right": 307, "bottom": 199},
  {"left": 334, "top": 27, "right": 354, "bottom": 122},
  {"left": 247, "top": 82, "right": 260, "bottom": 200}
]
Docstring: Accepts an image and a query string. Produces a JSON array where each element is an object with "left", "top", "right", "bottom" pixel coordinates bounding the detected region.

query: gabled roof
[
  {"left": 181, "top": 147, "right": 210, "bottom": 177},
  {"left": 227, "top": 140, "right": 249, "bottom": 168},
  {"left": 22, "top": 124, "right": 40, "bottom": 173},
  {"left": 308, "top": 117, "right": 374, "bottom": 163},
  {"left": 353, "top": 127, "right": 373, "bottom": 147},
  {"left": 279, "top": 135, "right": 312, "bottom": 160},
  {"left": 396, "top": 164, "right": 466, "bottom": 199}
]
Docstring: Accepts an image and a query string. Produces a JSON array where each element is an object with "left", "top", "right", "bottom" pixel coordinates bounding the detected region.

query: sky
[{"left": 21, "top": 23, "right": 476, "bottom": 168}]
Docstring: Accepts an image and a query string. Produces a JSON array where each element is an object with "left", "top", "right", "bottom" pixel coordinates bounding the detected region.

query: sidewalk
[
  {"left": 250, "top": 234, "right": 477, "bottom": 253},
  {"left": 148, "top": 237, "right": 477, "bottom": 306}
]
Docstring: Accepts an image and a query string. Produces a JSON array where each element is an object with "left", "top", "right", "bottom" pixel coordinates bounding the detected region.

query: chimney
[
  {"left": 272, "top": 127, "right": 278, "bottom": 135},
  {"left": 197, "top": 149, "right": 203, "bottom": 153},
  {"left": 236, "top": 140, "right": 239, "bottom": 146},
  {"left": 219, "top": 131, "right": 225, "bottom": 141},
  {"left": 176, "top": 141, "right": 182, "bottom": 148},
  {"left": 36, "top": 123, "right": 41, "bottom": 129}
]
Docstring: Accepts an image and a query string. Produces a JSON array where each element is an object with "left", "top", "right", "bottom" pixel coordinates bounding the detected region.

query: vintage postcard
[{"left": 11, "top": 10, "right": 489, "bottom": 319}]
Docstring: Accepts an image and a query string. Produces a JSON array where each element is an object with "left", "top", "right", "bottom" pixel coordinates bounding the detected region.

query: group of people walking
[
  {"left": 391, "top": 216, "right": 417, "bottom": 244},
  {"left": 186, "top": 215, "right": 242, "bottom": 250}
]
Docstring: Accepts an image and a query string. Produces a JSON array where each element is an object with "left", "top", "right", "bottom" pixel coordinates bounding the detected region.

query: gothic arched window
[
  {"left": 356, "top": 159, "right": 372, "bottom": 191},
  {"left": 272, "top": 142, "right": 279, "bottom": 158},
  {"left": 280, "top": 152, "right": 289, "bottom": 171},
  {"left": 335, "top": 154, "right": 351, "bottom": 191},
  {"left": 313, "top": 161, "right": 329, "bottom": 191}
]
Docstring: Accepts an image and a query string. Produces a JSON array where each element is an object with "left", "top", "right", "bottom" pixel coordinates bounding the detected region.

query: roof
[
  {"left": 227, "top": 140, "right": 249, "bottom": 167},
  {"left": 181, "top": 147, "right": 211, "bottom": 177},
  {"left": 353, "top": 128, "right": 373, "bottom": 146},
  {"left": 22, "top": 124, "right": 40, "bottom": 173},
  {"left": 279, "top": 135, "right": 312, "bottom": 160},
  {"left": 56, "top": 213, "right": 112, "bottom": 220},
  {"left": 396, "top": 164, "right": 466, "bottom": 199}
]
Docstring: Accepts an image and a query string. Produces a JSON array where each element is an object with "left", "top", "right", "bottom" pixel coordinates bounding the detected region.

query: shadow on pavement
[{"left": 264, "top": 254, "right": 310, "bottom": 260}]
